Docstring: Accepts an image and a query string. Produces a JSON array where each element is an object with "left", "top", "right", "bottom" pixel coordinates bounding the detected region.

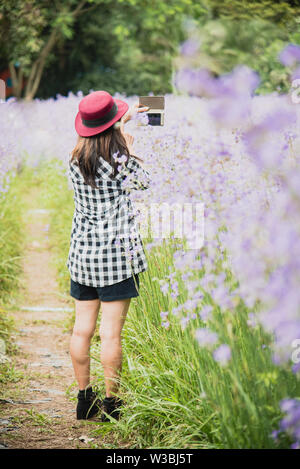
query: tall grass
[
  {"left": 0, "top": 165, "right": 34, "bottom": 387},
  {"left": 0, "top": 169, "right": 26, "bottom": 305},
  {"left": 94, "top": 241, "right": 297, "bottom": 449},
  {"left": 37, "top": 158, "right": 299, "bottom": 449}
]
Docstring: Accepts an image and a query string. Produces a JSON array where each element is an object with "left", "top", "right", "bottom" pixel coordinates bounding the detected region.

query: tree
[
  {"left": 0, "top": 0, "right": 103, "bottom": 100},
  {"left": 33, "top": 0, "right": 200, "bottom": 99},
  {"left": 0, "top": 0, "right": 200, "bottom": 100},
  {"left": 194, "top": 0, "right": 300, "bottom": 25}
]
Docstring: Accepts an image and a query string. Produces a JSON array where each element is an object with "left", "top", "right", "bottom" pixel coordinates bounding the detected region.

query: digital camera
[{"left": 138, "top": 96, "right": 165, "bottom": 126}]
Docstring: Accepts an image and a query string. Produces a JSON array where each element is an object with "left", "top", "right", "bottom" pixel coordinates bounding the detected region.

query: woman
[{"left": 66, "top": 90, "right": 151, "bottom": 421}]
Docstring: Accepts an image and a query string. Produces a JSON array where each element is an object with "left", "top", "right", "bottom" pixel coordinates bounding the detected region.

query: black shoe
[
  {"left": 76, "top": 387, "right": 102, "bottom": 420},
  {"left": 101, "top": 396, "right": 123, "bottom": 422}
]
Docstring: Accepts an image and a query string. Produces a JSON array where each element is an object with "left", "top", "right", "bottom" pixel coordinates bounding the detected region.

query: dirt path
[{"left": 0, "top": 187, "right": 103, "bottom": 449}]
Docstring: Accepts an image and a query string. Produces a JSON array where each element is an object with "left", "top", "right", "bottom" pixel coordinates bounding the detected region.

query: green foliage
[
  {"left": 0, "top": 362, "right": 24, "bottom": 384},
  {"left": 195, "top": 0, "right": 300, "bottom": 25},
  {"left": 37, "top": 0, "right": 194, "bottom": 98},
  {"left": 176, "top": 12, "right": 300, "bottom": 94},
  {"left": 0, "top": 170, "right": 26, "bottom": 303},
  {"left": 0, "top": 0, "right": 47, "bottom": 72},
  {"left": 0, "top": 0, "right": 197, "bottom": 98},
  {"left": 2, "top": 1, "right": 299, "bottom": 98},
  {"left": 100, "top": 243, "right": 297, "bottom": 449},
  {"left": 0, "top": 168, "right": 31, "bottom": 393}
]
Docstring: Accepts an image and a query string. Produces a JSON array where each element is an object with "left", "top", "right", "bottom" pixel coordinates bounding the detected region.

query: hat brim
[{"left": 75, "top": 98, "right": 129, "bottom": 137}]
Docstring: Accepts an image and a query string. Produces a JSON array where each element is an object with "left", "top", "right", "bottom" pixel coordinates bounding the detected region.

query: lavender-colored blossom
[
  {"left": 271, "top": 429, "right": 279, "bottom": 441},
  {"left": 116, "top": 154, "right": 128, "bottom": 163},
  {"left": 279, "top": 398, "right": 300, "bottom": 448},
  {"left": 279, "top": 44, "right": 300, "bottom": 67},
  {"left": 247, "top": 313, "right": 257, "bottom": 328},
  {"left": 292, "top": 362, "right": 300, "bottom": 374},
  {"left": 213, "top": 344, "right": 231, "bottom": 366},
  {"left": 180, "top": 316, "right": 190, "bottom": 330},
  {"left": 243, "top": 108, "right": 296, "bottom": 170},
  {"left": 160, "top": 311, "right": 169, "bottom": 319},
  {"left": 160, "top": 282, "right": 169, "bottom": 295},
  {"left": 112, "top": 150, "right": 120, "bottom": 160},
  {"left": 199, "top": 304, "right": 213, "bottom": 322},
  {"left": 195, "top": 328, "right": 218, "bottom": 347},
  {"left": 179, "top": 38, "right": 201, "bottom": 57},
  {"left": 291, "top": 66, "right": 300, "bottom": 81}
]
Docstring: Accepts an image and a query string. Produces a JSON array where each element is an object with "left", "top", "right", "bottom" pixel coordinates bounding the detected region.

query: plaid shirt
[{"left": 66, "top": 154, "right": 151, "bottom": 287}]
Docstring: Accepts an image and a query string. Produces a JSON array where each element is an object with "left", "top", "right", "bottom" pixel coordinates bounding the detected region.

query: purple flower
[
  {"left": 279, "top": 44, "right": 300, "bottom": 67},
  {"left": 160, "top": 311, "right": 169, "bottom": 319},
  {"left": 160, "top": 282, "right": 169, "bottom": 295},
  {"left": 179, "top": 38, "right": 200, "bottom": 57},
  {"left": 180, "top": 316, "right": 190, "bottom": 330},
  {"left": 112, "top": 150, "right": 120, "bottom": 160},
  {"left": 195, "top": 328, "right": 218, "bottom": 347},
  {"left": 199, "top": 304, "right": 213, "bottom": 322},
  {"left": 175, "top": 67, "right": 219, "bottom": 98},
  {"left": 292, "top": 362, "right": 300, "bottom": 374},
  {"left": 243, "top": 108, "right": 296, "bottom": 170},
  {"left": 213, "top": 344, "right": 231, "bottom": 366},
  {"left": 271, "top": 429, "right": 279, "bottom": 441},
  {"left": 210, "top": 284, "right": 230, "bottom": 308},
  {"left": 291, "top": 66, "right": 300, "bottom": 81},
  {"left": 291, "top": 442, "right": 300, "bottom": 449},
  {"left": 279, "top": 398, "right": 300, "bottom": 448},
  {"left": 116, "top": 154, "right": 128, "bottom": 164},
  {"left": 247, "top": 313, "right": 257, "bottom": 328}
]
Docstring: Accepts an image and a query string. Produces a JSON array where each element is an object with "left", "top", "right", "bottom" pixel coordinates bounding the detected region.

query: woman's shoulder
[{"left": 68, "top": 157, "right": 80, "bottom": 178}]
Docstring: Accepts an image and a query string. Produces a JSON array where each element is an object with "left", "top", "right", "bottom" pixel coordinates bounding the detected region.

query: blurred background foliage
[{"left": 0, "top": 0, "right": 299, "bottom": 99}]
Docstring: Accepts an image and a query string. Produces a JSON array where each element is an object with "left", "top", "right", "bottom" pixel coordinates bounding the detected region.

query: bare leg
[
  {"left": 69, "top": 299, "right": 100, "bottom": 390},
  {"left": 99, "top": 298, "right": 131, "bottom": 398}
]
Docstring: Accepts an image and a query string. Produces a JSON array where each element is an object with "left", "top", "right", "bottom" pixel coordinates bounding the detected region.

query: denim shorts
[{"left": 70, "top": 273, "right": 140, "bottom": 301}]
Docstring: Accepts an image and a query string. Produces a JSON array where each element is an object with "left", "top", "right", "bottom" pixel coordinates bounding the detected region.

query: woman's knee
[
  {"left": 99, "top": 325, "right": 121, "bottom": 343},
  {"left": 72, "top": 324, "right": 95, "bottom": 340}
]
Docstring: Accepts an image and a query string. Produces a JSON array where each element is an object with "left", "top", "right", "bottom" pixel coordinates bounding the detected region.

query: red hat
[{"left": 75, "top": 90, "right": 129, "bottom": 137}]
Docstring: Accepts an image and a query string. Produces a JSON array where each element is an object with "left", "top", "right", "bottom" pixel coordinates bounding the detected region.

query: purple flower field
[{"left": 1, "top": 45, "right": 300, "bottom": 448}]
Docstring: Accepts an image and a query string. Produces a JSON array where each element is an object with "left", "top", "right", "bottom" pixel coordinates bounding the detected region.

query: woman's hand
[{"left": 121, "top": 102, "right": 149, "bottom": 128}]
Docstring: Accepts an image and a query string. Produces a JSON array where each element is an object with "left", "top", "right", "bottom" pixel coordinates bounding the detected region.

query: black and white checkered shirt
[{"left": 66, "top": 154, "right": 151, "bottom": 287}]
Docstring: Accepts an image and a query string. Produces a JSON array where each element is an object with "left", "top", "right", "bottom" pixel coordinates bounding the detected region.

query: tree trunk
[
  {"left": 23, "top": 1, "right": 88, "bottom": 100},
  {"left": 8, "top": 62, "right": 22, "bottom": 99},
  {"left": 24, "top": 28, "right": 59, "bottom": 101}
]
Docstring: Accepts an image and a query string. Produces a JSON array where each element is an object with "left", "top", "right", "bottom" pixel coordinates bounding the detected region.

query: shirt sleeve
[{"left": 118, "top": 155, "right": 151, "bottom": 191}]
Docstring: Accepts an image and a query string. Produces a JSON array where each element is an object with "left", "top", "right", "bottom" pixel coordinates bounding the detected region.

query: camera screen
[{"left": 147, "top": 113, "right": 161, "bottom": 126}]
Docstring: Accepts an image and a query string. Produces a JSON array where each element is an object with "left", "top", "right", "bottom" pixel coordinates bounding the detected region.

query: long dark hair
[{"left": 70, "top": 119, "right": 143, "bottom": 188}]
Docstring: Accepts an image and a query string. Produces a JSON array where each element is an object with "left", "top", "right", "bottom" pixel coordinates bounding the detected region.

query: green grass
[
  {"left": 0, "top": 166, "right": 34, "bottom": 394},
  {"left": 18, "top": 158, "right": 300, "bottom": 449},
  {"left": 0, "top": 169, "right": 27, "bottom": 306}
]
